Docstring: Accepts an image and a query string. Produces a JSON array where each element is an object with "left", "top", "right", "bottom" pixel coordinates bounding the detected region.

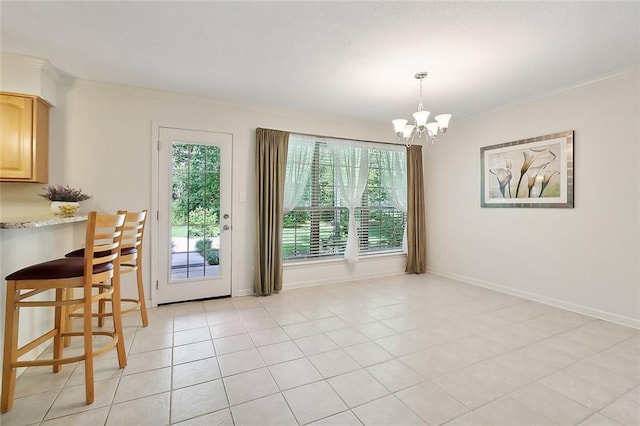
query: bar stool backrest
[
  {"left": 117, "top": 210, "right": 147, "bottom": 269},
  {"left": 86, "top": 212, "right": 126, "bottom": 284}
]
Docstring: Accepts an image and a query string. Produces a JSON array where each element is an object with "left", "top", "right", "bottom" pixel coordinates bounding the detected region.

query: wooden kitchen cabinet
[{"left": 0, "top": 92, "right": 49, "bottom": 182}]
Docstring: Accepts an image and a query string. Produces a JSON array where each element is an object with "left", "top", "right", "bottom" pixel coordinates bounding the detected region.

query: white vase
[{"left": 50, "top": 201, "right": 80, "bottom": 215}]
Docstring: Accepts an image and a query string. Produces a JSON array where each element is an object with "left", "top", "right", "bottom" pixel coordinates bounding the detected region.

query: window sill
[{"left": 283, "top": 250, "right": 406, "bottom": 269}]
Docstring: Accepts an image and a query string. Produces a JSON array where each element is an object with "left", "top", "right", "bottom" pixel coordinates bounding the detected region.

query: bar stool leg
[
  {"left": 136, "top": 267, "right": 149, "bottom": 327},
  {"left": 62, "top": 288, "right": 70, "bottom": 348},
  {"left": 62, "top": 288, "right": 75, "bottom": 348},
  {"left": 98, "top": 287, "right": 106, "bottom": 328},
  {"left": 82, "top": 281, "right": 95, "bottom": 404},
  {"left": 111, "top": 276, "right": 127, "bottom": 368},
  {"left": 2, "top": 281, "right": 19, "bottom": 413},
  {"left": 53, "top": 288, "right": 64, "bottom": 373}
]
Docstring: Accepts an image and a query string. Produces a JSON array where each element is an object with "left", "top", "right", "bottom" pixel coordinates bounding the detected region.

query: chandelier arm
[
  {"left": 429, "top": 132, "right": 447, "bottom": 143},
  {"left": 405, "top": 132, "right": 415, "bottom": 147}
]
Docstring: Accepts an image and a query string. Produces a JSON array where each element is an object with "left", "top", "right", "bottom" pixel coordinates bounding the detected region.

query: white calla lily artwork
[{"left": 481, "top": 131, "right": 574, "bottom": 208}]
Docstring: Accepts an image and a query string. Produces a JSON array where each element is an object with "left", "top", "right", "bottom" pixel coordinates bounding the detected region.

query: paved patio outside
[{"left": 171, "top": 236, "right": 220, "bottom": 279}]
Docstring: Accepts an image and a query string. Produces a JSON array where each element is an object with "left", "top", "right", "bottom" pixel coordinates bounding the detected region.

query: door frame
[{"left": 150, "top": 122, "right": 234, "bottom": 307}]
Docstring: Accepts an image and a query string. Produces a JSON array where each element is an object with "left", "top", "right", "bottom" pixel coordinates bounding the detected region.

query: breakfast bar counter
[{"left": 0, "top": 214, "right": 88, "bottom": 229}]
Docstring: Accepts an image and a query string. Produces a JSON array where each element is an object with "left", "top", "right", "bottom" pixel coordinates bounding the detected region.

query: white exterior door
[{"left": 156, "top": 127, "right": 232, "bottom": 303}]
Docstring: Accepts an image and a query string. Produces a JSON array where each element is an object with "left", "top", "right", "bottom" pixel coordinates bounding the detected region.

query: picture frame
[{"left": 480, "top": 131, "right": 574, "bottom": 208}]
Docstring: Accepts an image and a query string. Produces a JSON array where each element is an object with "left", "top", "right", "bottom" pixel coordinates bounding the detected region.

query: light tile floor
[{"left": 1, "top": 274, "right": 639, "bottom": 425}]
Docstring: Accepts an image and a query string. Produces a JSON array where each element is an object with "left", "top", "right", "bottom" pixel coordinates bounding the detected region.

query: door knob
[{"left": 223, "top": 225, "right": 230, "bottom": 230}]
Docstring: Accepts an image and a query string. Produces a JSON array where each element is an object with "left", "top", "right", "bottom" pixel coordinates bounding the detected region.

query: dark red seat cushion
[
  {"left": 65, "top": 247, "right": 137, "bottom": 258},
  {"left": 5, "top": 257, "right": 113, "bottom": 281}
]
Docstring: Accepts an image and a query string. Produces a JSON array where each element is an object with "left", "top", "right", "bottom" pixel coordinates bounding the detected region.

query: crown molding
[
  {"left": 56, "top": 74, "right": 390, "bottom": 133},
  {"left": 1, "top": 52, "right": 61, "bottom": 83},
  {"left": 456, "top": 64, "right": 640, "bottom": 124}
]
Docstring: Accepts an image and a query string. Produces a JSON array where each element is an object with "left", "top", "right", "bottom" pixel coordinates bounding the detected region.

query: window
[
  {"left": 170, "top": 143, "right": 221, "bottom": 279},
  {"left": 283, "top": 134, "right": 406, "bottom": 261}
]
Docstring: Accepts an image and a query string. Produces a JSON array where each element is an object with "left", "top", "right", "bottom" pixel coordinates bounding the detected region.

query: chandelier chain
[{"left": 418, "top": 77, "right": 423, "bottom": 111}]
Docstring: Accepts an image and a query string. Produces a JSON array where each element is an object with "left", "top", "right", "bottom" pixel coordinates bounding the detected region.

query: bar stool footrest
[{"left": 12, "top": 330, "right": 121, "bottom": 369}]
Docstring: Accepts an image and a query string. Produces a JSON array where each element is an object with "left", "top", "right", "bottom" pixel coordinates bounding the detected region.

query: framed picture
[{"left": 481, "top": 131, "right": 574, "bottom": 208}]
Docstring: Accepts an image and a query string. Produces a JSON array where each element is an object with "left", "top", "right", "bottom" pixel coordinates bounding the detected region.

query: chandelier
[{"left": 392, "top": 72, "right": 452, "bottom": 147}]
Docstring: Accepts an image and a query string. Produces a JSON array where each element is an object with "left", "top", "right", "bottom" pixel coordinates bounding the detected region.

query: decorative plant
[
  {"left": 195, "top": 238, "right": 220, "bottom": 265},
  {"left": 40, "top": 185, "right": 92, "bottom": 202}
]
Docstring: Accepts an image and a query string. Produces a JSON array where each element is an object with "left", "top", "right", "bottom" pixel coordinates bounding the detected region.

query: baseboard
[
  {"left": 233, "top": 288, "right": 255, "bottom": 297},
  {"left": 427, "top": 267, "right": 640, "bottom": 330},
  {"left": 228, "top": 271, "right": 406, "bottom": 296},
  {"left": 283, "top": 270, "right": 405, "bottom": 291}
]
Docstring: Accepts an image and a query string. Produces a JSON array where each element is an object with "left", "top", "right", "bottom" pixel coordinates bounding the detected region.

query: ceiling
[{"left": 1, "top": 1, "right": 639, "bottom": 124}]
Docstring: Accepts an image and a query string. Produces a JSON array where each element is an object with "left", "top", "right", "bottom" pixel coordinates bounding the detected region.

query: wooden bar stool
[
  {"left": 65, "top": 210, "right": 148, "bottom": 333},
  {"left": 1, "top": 212, "right": 127, "bottom": 413}
]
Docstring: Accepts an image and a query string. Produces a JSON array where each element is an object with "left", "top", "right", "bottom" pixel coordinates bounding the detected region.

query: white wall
[{"left": 425, "top": 67, "right": 640, "bottom": 327}]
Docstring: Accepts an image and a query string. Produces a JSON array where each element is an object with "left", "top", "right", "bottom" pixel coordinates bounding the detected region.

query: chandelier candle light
[{"left": 392, "top": 72, "right": 452, "bottom": 147}]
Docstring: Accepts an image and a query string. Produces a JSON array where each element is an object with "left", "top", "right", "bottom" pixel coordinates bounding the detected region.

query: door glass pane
[{"left": 171, "top": 142, "right": 221, "bottom": 280}]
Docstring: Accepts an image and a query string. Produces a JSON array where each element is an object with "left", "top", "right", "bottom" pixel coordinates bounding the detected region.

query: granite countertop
[{"left": 0, "top": 214, "right": 89, "bottom": 229}]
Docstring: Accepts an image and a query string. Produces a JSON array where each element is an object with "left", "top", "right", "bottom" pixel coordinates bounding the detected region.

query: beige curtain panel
[
  {"left": 405, "top": 145, "right": 427, "bottom": 273},
  {"left": 254, "top": 128, "right": 289, "bottom": 295}
]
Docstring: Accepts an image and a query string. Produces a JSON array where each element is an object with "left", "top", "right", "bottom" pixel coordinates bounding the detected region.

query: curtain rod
[{"left": 256, "top": 127, "right": 406, "bottom": 148}]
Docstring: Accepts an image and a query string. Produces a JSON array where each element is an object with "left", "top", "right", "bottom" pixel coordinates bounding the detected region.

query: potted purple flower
[{"left": 40, "top": 185, "right": 92, "bottom": 215}]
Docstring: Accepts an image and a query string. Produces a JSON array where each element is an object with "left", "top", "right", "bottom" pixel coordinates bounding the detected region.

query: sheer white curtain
[
  {"left": 283, "top": 135, "right": 315, "bottom": 214},
  {"left": 328, "top": 139, "right": 369, "bottom": 262},
  {"left": 381, "top": 147, "right": 408, "bottom": 253}
]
